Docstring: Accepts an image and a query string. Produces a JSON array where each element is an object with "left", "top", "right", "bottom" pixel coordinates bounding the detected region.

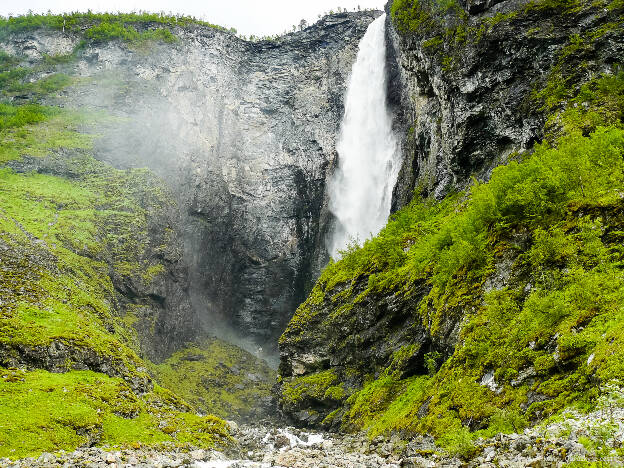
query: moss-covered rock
[
  {"left": 278, "top": 0, "right": 624, "bottom": 451},
  {"left": 388, "top": 0, "right": 624, "bottom": 205},
  {"left": 152, "top": 338, "right": 277, "bottom": 422},
  {"left": 0, "top": 60, "right": 227, "bottom": 457},
  {"left": 0, "top": 367, "right": 231, "bottom": 460}
]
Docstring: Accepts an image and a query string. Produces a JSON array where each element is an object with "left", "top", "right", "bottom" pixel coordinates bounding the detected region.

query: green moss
[
  {"left": 5, "top": 73, "right": 73, "bottom": 97},
  {"left": 0, "top": 161, "right": 175, "bottom": 367},
  {"left": 282, "top": 370, "right": 340, "bottom": 407},
  {"left": 391, "top": 0, "right": 616, "bottom": 80},
  {"left": 283, "top": 126, "right": 624, "bottom": 447},
  {"left": 0, "top": 35, "right": 251, "bottom": 459},
  {"left": 324, "top": 384, "right": 346, "bottom": 400},
  {"left": 0, "top": 369, "right": 230, "bottom": 460},
  {"left": 0, "top": 12, "right": 234, "bottom": 44},
  {"left": 530, "top": 18, "right": 624, "bottom": 139},
  {"left": 523, "top": 0, "right": 583, "bottom": 13},
  {"left": 142, "top": 264, "right": 165, "bottom": 283},
  {"left": 0, "top": 105, "right": 100, "bottom": 164},
  {"left": 610, "top": 0, "right": 624, "bottom": 9},
  {"left": 422, "top": 37, "right": 443, "bottom": 49},
  {"left": 0, "top": 105, "right": 238, "bottom": 457},
  {"left": 152, "top": 338, "right": 276, "bottom": 420},
  {"left": 345, "top": 375, "right": 430, "bottom": 436},
  {"left": 0, "top": 103, "right": 58, "bottom": 130},
  {"left": 390, "top": 0, "right": 520, "bottom": 72},
  {"left": 322, "top": 409, "right": 341, "bottom": 426},
  {"left": 101, "top": 413, "right": 170, "bottom": 446}
]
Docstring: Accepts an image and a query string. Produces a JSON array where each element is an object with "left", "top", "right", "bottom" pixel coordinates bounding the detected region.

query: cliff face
[
  {"left": 388, "top": 0, "right": 622, "bottom": 205},
  {"left": 1, "top": 11, "right": 379, "bottom": 359},
  {"left": 278, "top": 0, "right": 624, "bottom": 439}
]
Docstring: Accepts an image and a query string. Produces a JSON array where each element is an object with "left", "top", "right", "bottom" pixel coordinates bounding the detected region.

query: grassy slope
[
  {"left": 0, "top": 368, "right": 230, "bottom": 459},
  {"left": 0, "top": 124, "right": 236, "bottom": 458},
  {"left": 152, "top": 339, "right": 276, "bottom": 421},
  {"left": 0, "top": 11, "right": 233, "bottom": 44},
  {"left": 280, "top": 0, "right": 624, "bottom": 456},
  {"left": 0, "top": 24, "right": 261, "bottom": 459}
]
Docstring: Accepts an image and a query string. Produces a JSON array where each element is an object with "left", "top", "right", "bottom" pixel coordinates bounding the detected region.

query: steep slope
[
  {"left": 389, "top": 0, "right": 623, "bottom": 204},
  {"left": 152, "top": 338, "right": 276, "bottom": 422},
  {"left": 1, "top": 10, "right": 379, "bottom": 358},
  {"left": 0, "top": 69, "right": 280, "bottom": 464},
  {"left": 0, "top": 14, "right": 291, "bottom": 458},
  {"left": 0, "top": 109, "right": 233, "bottom": 457},
  {"left": 278, "top": 0, "right": 624, "bottom": 454}
]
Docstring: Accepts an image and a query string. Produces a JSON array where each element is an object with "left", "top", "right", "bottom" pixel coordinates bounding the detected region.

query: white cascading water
[{"left": 327, "top": 13, "right": 400, "bottom": 258}]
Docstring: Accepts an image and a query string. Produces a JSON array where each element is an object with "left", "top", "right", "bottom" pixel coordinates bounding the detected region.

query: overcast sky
[{"left": 0, "top": 1, "right": 387, "bottom": 37}]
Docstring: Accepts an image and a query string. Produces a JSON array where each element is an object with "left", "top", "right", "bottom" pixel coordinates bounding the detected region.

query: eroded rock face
[
  {"left": 97, "top": 13, "right": 380, "bottom": 356},
  {"left": 277, "top": 0, "right": 624, "bottom": 427},
  {"left": 386, "top": 0, "right": 619, "bottom": 205},
  {"left": 1, "top": 12, "right": 380, "bottom": 358}
]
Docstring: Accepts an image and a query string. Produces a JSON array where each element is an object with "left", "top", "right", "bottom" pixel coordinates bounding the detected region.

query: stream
[{"left": 196, "top": 425, "right": 406, "bottom": 468}]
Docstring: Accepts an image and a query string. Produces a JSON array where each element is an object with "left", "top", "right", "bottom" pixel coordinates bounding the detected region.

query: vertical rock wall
[{"left": 1, "top": 12, "right": 380, "bottom": 359}]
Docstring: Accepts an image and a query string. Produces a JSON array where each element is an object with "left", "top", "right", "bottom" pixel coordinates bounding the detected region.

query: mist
[
  {"left": 27, "top": 11, "right": 379, "bottom": 366},
  {"left": 327, "top": 14, "right": 400, "bottom": 258}
]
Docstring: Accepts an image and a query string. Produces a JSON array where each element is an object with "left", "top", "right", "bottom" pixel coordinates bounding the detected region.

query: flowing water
[
  {"left": 327, "top": 13, "right": 401, "bottom": 258},
  {"left": 198, "top": 19, "right": 403, "bottom": 467},
  {"left": 196, "top": 15, "right": 401, "bottom": 468},
  {"left": 192, "top": 425, "right": 405, "bottom": 468}
]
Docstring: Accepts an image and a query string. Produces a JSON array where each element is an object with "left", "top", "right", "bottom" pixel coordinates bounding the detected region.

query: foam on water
[
  {"left": 195, "top": 428, "right": 325, "bottom": 467},
  {"left": 327, "top": 13, "right": 401, "bottom": 257}
]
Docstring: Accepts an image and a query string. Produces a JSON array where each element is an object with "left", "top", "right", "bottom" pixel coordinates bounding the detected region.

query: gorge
[{"left": 1, "top": 0, "right": 624, "bottom": 465}]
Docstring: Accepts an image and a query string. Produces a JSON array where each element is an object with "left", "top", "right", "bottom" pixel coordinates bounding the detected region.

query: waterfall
[{"left": 327, "top": 13, "right": 400, "bottom": 258}]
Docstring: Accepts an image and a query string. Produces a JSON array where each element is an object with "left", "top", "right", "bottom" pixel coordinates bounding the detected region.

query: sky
[{"left": 0, "top": 1, "right": 387, "bottom": 37}]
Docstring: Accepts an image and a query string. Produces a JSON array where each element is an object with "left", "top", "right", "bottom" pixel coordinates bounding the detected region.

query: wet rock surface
[
  {"left": 388, "top": 0, "right": 624, "bottom": 204},
  {"left": 0, "top": 11, "right": 380, "bottom": 359}
]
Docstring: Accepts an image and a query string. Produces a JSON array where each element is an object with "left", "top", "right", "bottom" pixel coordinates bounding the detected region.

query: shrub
[{"left": 0, "top": 103, "right": 57, "bottom": 130}]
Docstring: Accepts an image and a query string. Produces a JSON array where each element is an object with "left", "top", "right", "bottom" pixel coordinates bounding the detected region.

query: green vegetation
[
  {"left": 0, "top": 108, "right": 96, "bottom": 164},
  {"left": 286, "top": 123, "right": 624, "bottom": 448},
  {"left": 0, "top": 103, "right": 58, "bottom": 130},
  {"left": 281, "top": 370, "right": 345, "bottom": 407},
  {"left": 84, "top": 21, "right": 177, "bottom": 44},
  {"left": 281, "top": 1, "right": 624, "bottom": 452},
  {"left": 390, "top": 0, "right": 619, "bottom": 76},
  {"left": 0, "top": 368, "right": 230, "bottom": 459},
  {"left": 152, "top": 339, "right": 276, "bottom": 420},
  {"left": 0, "top": 12, "right": 234, "bottom": 44},
  {"left": 0, "top": 59, "right": 76, "bottom": 102},
  {"left": 4, "top": 72, "right": 73, "bottom": 96},
  {"left": 0, "top": 152, "right": 177, "bottom": 364},
  {"left": 0, "top": 78, "right": 236, "bottom": 457}
]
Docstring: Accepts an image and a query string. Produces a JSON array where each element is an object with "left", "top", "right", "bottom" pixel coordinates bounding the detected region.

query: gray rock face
[
  {"left": 276, "top": 0, "right": 624, "bottom": 428},
  {"left": 1, "top": 12, "right": 380, "bottom": 359},
  {"left": 386, "top": 0, "right": 623, "bottom": 205}
]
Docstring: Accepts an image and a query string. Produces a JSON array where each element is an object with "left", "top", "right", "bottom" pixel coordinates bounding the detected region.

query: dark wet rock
[
  {"left": 387, "top": 0, "right": 624, "bottom": 205},
  {"left": 1, "top": 11, "right": 380, "bottom": 360}
]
